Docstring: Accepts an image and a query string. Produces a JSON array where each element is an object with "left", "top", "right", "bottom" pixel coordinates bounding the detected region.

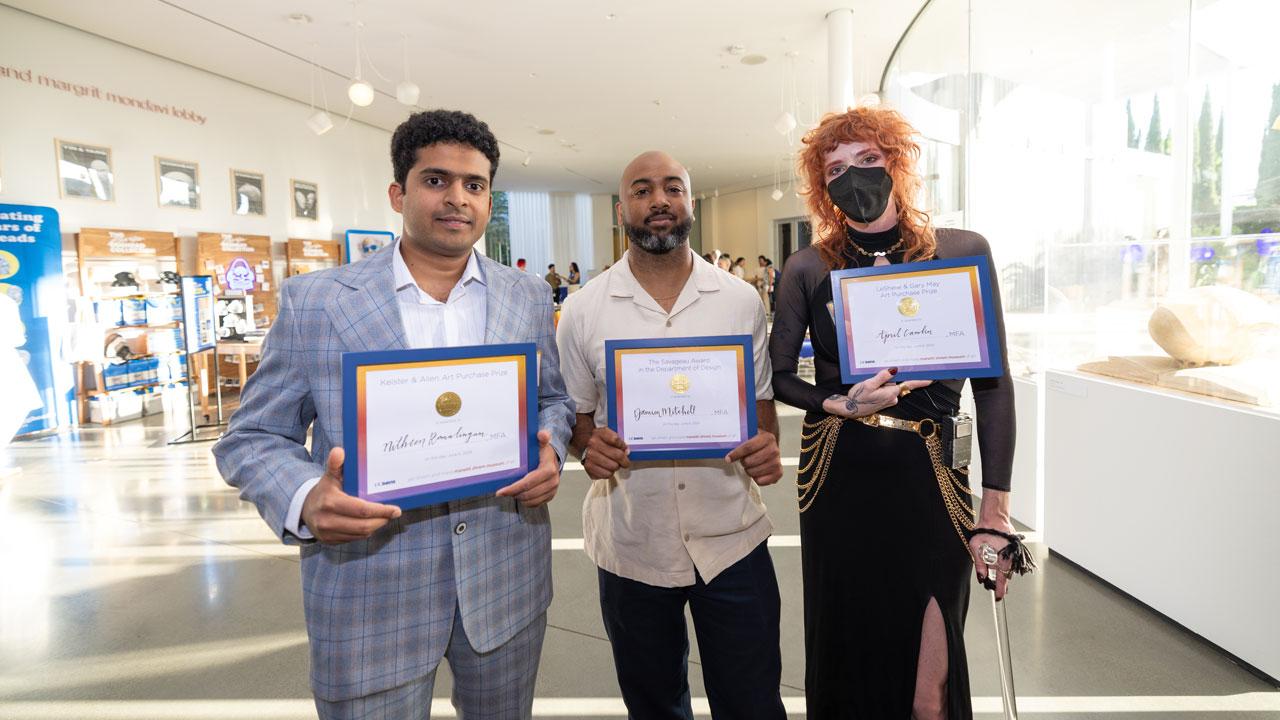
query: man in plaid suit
[{"left": 214, "top": 110, "right": 573, "bottom": 719}]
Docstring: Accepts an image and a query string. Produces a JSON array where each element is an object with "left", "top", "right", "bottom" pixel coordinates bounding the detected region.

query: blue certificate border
[
  {"left": 341, "top": 342, "right": 539, "bottom": 510},
  {"left": 829, "top": 255, "right": 1004, "bottom": 384},
  {"left": 604, "top": 335, "right": 758, "bottom": 461}
]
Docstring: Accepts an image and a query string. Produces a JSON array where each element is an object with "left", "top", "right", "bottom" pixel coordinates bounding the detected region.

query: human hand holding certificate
[
  {"left": 341, "top": 344, "right": 537, "bottom": 510},
  {"left": 605, "top": 336, "right": 757, "bottom": 461},
  {"left": 830, "top": 256, "right": 1003, "bottom": 383}
]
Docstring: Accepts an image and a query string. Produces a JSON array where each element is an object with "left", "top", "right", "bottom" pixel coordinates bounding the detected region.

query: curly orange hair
[{"left": 799, "top": 106, "right": 936, "bottom": 268}]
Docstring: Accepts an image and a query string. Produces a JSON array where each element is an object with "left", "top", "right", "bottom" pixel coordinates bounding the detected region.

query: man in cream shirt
[{"left": 557, "top": 151, "right": 786, "bottom": 720}]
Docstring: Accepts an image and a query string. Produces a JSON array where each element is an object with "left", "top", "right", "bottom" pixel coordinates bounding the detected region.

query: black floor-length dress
[{"left": 769, "top": 225, "right": 1015, "bottom": 719}]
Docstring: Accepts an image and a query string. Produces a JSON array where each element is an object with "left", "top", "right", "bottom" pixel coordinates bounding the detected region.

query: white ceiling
[{"left": 4, "top": 0, "right": 924, "bottom": 194}]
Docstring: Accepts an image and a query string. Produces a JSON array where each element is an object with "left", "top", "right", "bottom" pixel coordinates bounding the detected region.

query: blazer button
[{"left": 454, "top": 521, "right": 467, "bottom": 536}]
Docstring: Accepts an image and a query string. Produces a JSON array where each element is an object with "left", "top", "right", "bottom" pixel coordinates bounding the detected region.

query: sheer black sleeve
[
  {"left": 938, "top": 229, "right": 1016, "bottom": 492},
  {"left": 768, "top": 247, "right": 831, "bottom": 413}
]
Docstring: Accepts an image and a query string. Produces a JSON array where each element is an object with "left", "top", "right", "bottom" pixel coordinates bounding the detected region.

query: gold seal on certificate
[
  {"left": 435, "top": 391, "right": 462, "bottom": 417},
  {"left": 669, "top": 373, "right": 691, "bottom": 394},
  {"left": 898, "top": 296, "right": 920, "bottom": 317}
]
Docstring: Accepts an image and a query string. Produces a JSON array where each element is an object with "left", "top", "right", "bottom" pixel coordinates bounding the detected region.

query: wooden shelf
[
  {"left": 104, "top": 322, "right": 180, "bottom": 331},
  {"left": 88, "top": 380, "right": 184, "bottom": 397},
  {"left": 86, "top": 291, "right": 181, "bottom": 299}
]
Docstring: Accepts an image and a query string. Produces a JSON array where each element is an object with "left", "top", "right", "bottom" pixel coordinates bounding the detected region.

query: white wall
[
  {"left": 700, "top": 180, "right": 809, "bottom": 270},
  {"left": 589, "top": 193, "right": 614, "bottom": 273},
  {"left": 0, "top": 6, "right": 401, "bottom": 275}
]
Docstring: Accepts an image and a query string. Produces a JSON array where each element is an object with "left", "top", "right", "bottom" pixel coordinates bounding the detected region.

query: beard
[{"left": 625, "top": 216, "right": 692, "bottom": 255}]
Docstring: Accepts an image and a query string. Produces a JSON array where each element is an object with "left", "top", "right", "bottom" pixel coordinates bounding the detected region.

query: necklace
[{"left": 847, "top": 236, "right": 905, "bottom": 258}]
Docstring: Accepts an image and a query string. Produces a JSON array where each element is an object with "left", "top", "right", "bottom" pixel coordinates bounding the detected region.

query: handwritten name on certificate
[
  {"left": 606, "top": 336, "right": 756, "bottom": 460},
  {"left": 344, "top": 345, "right": 537, "bottom": 508},
  {"left": 831, "top": 257, "right": 1002, "bottom": 383}
]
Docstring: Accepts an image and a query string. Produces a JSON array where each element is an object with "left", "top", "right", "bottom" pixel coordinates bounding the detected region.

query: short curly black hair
[{"left": 390, "top": 110, "right": 500, "bottom": 187}]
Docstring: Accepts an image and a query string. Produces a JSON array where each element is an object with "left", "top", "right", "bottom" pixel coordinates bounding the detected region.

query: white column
[{"left": 826, "top": 8, "right": 855, "bottom": 113}]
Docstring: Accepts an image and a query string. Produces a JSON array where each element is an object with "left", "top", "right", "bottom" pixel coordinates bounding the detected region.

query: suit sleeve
[
  {"left": 212, "top": 281, "right": 323, "bottom": 543},
  {"left": 532, "top": 288, "right": 575, "bottom": 468}
]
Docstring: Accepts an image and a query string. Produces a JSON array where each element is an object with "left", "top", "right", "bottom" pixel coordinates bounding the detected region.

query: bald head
[
  {"left": 619, "top": 151, "right": 691, "bottom": 198},
  {"left": 617, "top": 150, "right": 695, "bottom": 255}
]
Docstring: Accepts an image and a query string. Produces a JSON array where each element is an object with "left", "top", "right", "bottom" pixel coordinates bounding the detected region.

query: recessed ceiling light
[
  {"left": 726, "top": 44, "right": 745, "bottom": 55},
  {"left": 287, "top": 13, "right": 312, "bottom": 24},
  {"left": 529, "top": 72, "right": 538, "bottom": 78},
  {"left": 537, "top": 128, "right": 556, "bottom": 135},
  {"left": 740, "top": 54, "right": 768, "bottom": 66},
  {"left": 605, "top": 13, "right": 616, "bottom": 20}
]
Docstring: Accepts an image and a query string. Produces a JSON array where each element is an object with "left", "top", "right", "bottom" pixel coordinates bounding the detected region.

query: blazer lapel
[{"left": 325, "top": 244, "right": 406, "bottom": 353}]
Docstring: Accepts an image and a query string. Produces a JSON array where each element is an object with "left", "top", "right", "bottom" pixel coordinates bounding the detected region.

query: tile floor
[{"left": 0, "top": 407, "right": 1276, "bottom": 719}]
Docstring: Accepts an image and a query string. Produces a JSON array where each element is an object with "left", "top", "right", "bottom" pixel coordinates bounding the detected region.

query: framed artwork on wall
[
  {"left": 230, "top": 169, "right": 265, "bottom": 216},
  {"left": 291, "top": 179, "right": 318, "bottom": 220},
  {"left": 55, "top": 139, "right": 115, "bottom": 202},
  {"left": 156, "top": 157, "right": 200, "bottom": 210}
]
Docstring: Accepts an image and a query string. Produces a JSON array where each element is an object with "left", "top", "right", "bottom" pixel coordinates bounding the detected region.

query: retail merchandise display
[
  {"left": 195, "top": 232, "right": 276, "bottom": 327},
  {"left": 214, "top": 296, "right": 255, "bottom": 341},
  {"left": 286, "top": 238, "right": 342, "bottom": 276},
  {"left": 74, "top": 227, "right": 188, "bottom": 425}
]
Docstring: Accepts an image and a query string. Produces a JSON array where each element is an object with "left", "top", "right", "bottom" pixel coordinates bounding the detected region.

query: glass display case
[{"left": 882, "top": 0, "right": 1280, "bottom": 412}]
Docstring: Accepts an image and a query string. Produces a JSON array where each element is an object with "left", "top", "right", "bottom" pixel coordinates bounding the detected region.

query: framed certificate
[
  {"left": 830, "top": 256, "right": 1003, "bottom": 383},
  {"left": 342, "top": 343, "right": 538, "bottom": 509},
  {"left": 604, "top": 335, "right": 757, "bottom": 461}
]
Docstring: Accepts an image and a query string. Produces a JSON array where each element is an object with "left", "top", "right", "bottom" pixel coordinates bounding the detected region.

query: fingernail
[
  {"left": 724, "top": 454, "right": 732, "bottom": 463},
  {"left": 889, "top": 367, "right": 899, "bottom": 375}
]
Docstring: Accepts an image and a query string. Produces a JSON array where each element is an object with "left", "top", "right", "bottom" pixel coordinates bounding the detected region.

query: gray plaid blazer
[{"left": 212, "top": 244, "right": 574, "bottom": 702}]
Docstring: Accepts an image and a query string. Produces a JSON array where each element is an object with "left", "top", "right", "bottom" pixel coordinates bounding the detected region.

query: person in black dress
[{"left": 769, "top": 106, "right": 1028, "bottom": 720}]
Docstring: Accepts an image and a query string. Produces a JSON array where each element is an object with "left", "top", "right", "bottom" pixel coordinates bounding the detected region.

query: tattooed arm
[{"left": 820, "top": 368, "right": 933, "bottom": 419}]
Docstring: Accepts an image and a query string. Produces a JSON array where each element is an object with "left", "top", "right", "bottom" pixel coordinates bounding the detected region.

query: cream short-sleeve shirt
[{"left": 556, "top": 250, "right": 774, "bottom": 587}]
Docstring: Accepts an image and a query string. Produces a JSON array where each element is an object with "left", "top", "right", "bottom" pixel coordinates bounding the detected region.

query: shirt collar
[
  {"left": 607, "top": 248, "right": 721, "bottom": 298},
  {"left": 392, "top": 238, "right": 485, "bottom": 293}
]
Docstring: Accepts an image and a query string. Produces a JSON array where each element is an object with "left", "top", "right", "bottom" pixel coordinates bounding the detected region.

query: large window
[{"left": 883, "top": 0, "right": 1280, "bottom": 411}]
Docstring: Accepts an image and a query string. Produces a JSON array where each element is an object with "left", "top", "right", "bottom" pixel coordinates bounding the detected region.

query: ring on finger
[{"left": 979, "top": 543, "right": 998, "bottom": 566}]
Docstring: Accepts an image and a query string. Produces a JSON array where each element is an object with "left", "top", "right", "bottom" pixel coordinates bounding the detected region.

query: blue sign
[
  {"left": 345, "top": 229, "right": 394, "bottom": 264},
  {"left": 181, "top": 275, "right": 216, "bottom": 352},
  {"left": 0, "top": 204, "right": 70, "bottom": 435}
]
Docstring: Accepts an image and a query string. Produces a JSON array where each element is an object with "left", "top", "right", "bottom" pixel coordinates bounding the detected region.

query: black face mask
[{"left": 826, "top": 166, "right": 894, "bottom": 223}]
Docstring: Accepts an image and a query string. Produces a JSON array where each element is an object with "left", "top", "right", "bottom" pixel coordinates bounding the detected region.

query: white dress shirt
[{"left": 284, "top": 240, "right": 487, "bottom": 539}]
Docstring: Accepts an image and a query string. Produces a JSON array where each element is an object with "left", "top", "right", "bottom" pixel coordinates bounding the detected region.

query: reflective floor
[{"left": 1, "top": 407, "right": 1276, "bottom": 719}]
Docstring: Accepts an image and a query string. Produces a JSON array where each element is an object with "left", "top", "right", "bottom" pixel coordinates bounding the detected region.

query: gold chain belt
[{"left": 798, "top": 413, "right": 977, "bottom": 551}]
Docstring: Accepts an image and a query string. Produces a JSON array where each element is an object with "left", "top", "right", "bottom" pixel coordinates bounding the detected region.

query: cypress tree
[
  {"left": 1145, "top": 96, "right": 1165, "bottom": 153},
  {"left": 1256, "top": 83, "right": 1280, "bottom": 208}
]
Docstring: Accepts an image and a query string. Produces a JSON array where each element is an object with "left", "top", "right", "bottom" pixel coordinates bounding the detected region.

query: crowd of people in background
[
  {"left": 515, "top": 251, "right": 777, "bottom": 311},
  {"left": 513, "top": 257, "right": 582, "bottom": 304}
]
